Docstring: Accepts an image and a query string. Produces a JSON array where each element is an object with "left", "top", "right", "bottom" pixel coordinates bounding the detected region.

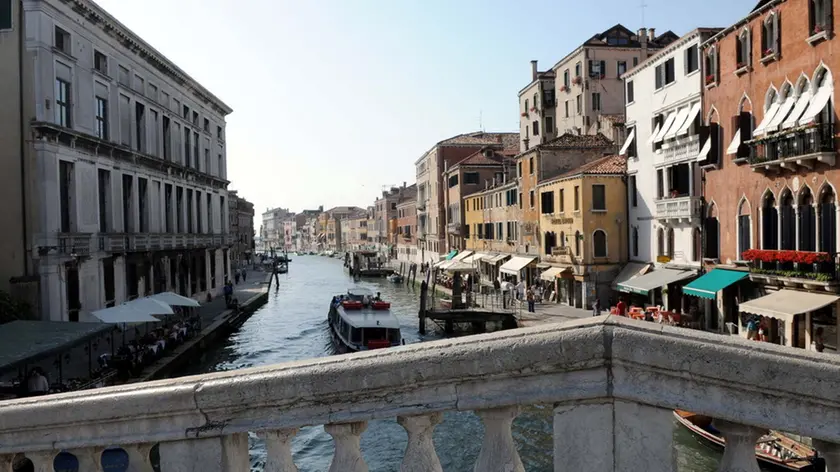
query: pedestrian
[
  {"left": 242, "top": 270, "right": 247, "bottom": 282},
  {"left": 515, "top": 280, "right": 525, "bottom": 301},
  {"left": 234, "top": 269, "right": 241, "bottom": 285},
  {"left": 527, "top": 287, "right": 535, "bottom": 313},
  {"left": 223, "top": 280, "right": 233, "bottom": 306},
  {"left": 27, "top": 368, "right": 49, "bottom": 397},
  {"left": 592, "top": 297, "right": 600, "bottom": 317},
  {"left": 616, "top": 297, "right": 626, "bottom": 317},
  {"left": 815, "top": 327, "right": 825, "bottom": 352}
]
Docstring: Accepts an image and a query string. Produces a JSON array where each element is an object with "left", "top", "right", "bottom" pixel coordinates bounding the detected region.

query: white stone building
[
  {"left": 620, "top": 28, "right": 720, "bottom": 305},
  {"left": 3, "top": 0, "right": 234, "bottom": 321}
]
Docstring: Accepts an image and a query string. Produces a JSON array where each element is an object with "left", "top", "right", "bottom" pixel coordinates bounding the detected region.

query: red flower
[
  {"left": 814, "top": 25, "right": 824, "bottom": 33},
  {"left": 742, "top": 249, "right": 830, "bottom": 264},
  {"left": 705, "top": 74, "right": 716, "bottom": 85},
  {"left": 763, "top": 48, "right": 775, "bottom": 57}
]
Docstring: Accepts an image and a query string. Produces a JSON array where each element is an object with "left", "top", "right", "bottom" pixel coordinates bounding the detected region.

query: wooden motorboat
[{"left": 674, "top": 410, "right": 825, "bottom": 471}]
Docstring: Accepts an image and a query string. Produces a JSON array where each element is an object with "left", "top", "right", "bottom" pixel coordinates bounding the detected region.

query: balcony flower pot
[
  {"left": 705, "top": 75, "right": 716, "bottom": 85},
  {"left": 814, "top": 25, "right": 824, "bottom": 34},
  {"left": 520, "top": 112, "right": 528, "bottom": 117}
]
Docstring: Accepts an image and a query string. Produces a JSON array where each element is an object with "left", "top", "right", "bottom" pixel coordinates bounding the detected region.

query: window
[
  {"left": 705, "top": 47, "right": 718, "bottom": 86},
  {"left": 518, "top": 192, "right": 523, "bottom": 209},
  {"left": 59, "top": 161, "right": 74, "bottom": 232},
  {"left": 94, "top": 50, "right": 107, "bottom": 75},
  {"left": 592, "top": 92, "right": 601, "bottom": 111},
  {"left": 574, "top": 62, "right": 581, "bottom": 78},
  {"left": 593, "top": 230, "right": 607, "bottom": 258},
  {"left": 545, "top": 116, "right": 554, "bottom": 135},
  {"left": 134, "top": 75, "right": 144, "bottom": 94},
  {"left": 540, "top": 191, "right": 555, "bottom": 214},
  {"left": 559, "top": 189, "right": 565, "bottom": 212},
  {"left": 55, "top": 78, "right": 71, "bottom": 127},
  {"left": 448, "top": 174, "right": 459, "bottom": 188},
  {"left": 574, "top": 230, "right": 581, "bottom": 256},
  {"left": 629, "top": 176, "right": 637, "bottom": 207},
  {"left": 563, "top": 69, "right": 570, "bottom": 88},
  {"left": 192, "top": 111, "right": 199, "bottom": 126},
  {"left": 135, "top": 102, "right": 145, "bottom": 152},
  {"left": 685, "top": 45, "right": 699, "bottom": 74},
  {"left": 657, "top": 228, "right": 665, "bottom": 256},
  {"left": 203, "top": 117, "right": 210, "bottom": 132},
  {"left": 761, "top": 14, "right": 780, "bottom": 57},
  {"left": 162, "top": 116, "right": 171, "bottom": 160},
  {"left": 497, "top": 222, "right": 503, "bottom": 241},
  {"left": 529, "top": 156, "right": 534, "bottom": 175},
  {"left": 95, "top": 96, "right": 108, "bottom": 139},
  {"left": 632, "top": 227, "right": 639, "bottom": 257},
  {"left": 588, "top": 60, "right": 606, "bottom": 78},
  {"left": 574, "top": 186, "right": 580, "bottom": 211},
  {"left": 576, "top": 95, "right": 581, "bottom": 114},
  {"left": 0, "top": 0, "right": 11, "bottom": 29},
  {"left": 532, "top": 120, "right": 540, "bottom": 135},
  {"left": 617, "top": 61, "right": 627, "bottom": 76},
  {"left": 810, "top": 0, "right": 832, "bottom": 35},
  {"left": 183, "top": 127, "right": 191, "bottom": 167},
  {"left": 654, "top": 58, "right": 675, "bottom": 89},
  {"left": 517, "top": 162, "right": 522, "bottom": 177},
  {"left": 98, "top": 169, "right": 110, "bottom": 233},
  {"left": 464, "top": 172, "right": 479, "bottom": 185},
  {"left": 148, "top": 83, "right": 157, "bottom": 101},
  {"left": 592, "top": 184, "right": 606, "bottom": 211},
  {"left": 54, "top": 26, "right": 70, "bottom": 55},
  {"left": 193, "top": 131, "right": 199, "bottom": 167},
  {"left": 564, "top": 101, "right": 570, "bottom": 117},
  {"left": 738, "top": 199, "right": 752, "bottom": 255},
  {"left": 633, "top": 57, "right": 639, "bottom": 66},
  {"left": 524, "top": 99, "right": 529, "bottom": 113},
  {"left": 217, "top": 125, "right": 223, "bottom": 140},
  {"left": 122, "top": 174, "right": 133, "bottom": 232},
  {"left": 543, "top": 89, "right": 555, "bottom": 107},
  {"left": 183, "top": 105, "right": 190, "bottom": 119},
  {"left": 626, "top": 80, "right": 634, "bottom": 103},
  {"left": 529, "top": 190, "right": 535, "bottom": 208},
  {"left": 735, "top": 28, "right": 751, "bottom": 68}
]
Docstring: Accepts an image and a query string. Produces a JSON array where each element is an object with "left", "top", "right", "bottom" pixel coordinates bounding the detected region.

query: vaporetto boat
[{"left": 327, "top": 288, "right": 402, "bottom": 353}]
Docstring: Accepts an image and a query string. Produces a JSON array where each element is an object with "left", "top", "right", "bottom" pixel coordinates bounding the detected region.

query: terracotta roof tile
[
  {"left": 439, "top": 132, "right": 519, "bottom": 151},
  {"left": 553, "top": 154, "right": 626, "bottom": 181},
  {"left": 457, "top": 148, "right": 513, "bottom": 167},
  {"left": 600, "top": 114, "right": 625, "bottom": 124},
  {"left": 543, "top": 132, "right": 615, "bottom": 149}
]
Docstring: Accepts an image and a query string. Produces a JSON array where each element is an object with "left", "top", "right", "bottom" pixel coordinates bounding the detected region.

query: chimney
[
  {"left": 638, "top": 27, "right": 648, "bottom": 60},
  {"left": 403, "top": 181, "right": 406, "bottom": 188},
  {"left": 530, "top": 60, "right": 538, "bottom": 81},
  {"left": 648, "top": 28, "right": 656, "bottom": 41}
]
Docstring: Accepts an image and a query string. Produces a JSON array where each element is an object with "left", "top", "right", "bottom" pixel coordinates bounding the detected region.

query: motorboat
[
  {"left": 327, "top": 288, "right": 402, "bottom": 353},
  {"left": 674, "top": 411, "right": 824, "bottom": 471},
  {"left": 387, "top": 273, "right": 404, "bottom": 283}
]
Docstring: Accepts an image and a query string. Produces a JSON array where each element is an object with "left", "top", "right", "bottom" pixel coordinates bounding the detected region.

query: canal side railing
[{"left": 1, "top": 316, "right": 839, "bottom": 471}]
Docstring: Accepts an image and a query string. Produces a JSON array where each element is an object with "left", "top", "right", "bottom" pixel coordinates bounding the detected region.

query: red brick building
[{"left": 700, "top": 0, "right": 838, "bottom": 349}]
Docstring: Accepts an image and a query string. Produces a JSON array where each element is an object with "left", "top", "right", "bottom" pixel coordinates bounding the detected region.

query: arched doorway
[
  {"left": 819, "top": 185, "right": 836, "bottom": 254},
  {"left": 738, "top": 199, "right": 752, "bottom": 255},
  {"left": 799, "top": 187, "right": 816, "bottom": 252},
  {"left": 780, "top": 189, "right": 795, "bottom": 250},
  {"left": 705, "top": 203, "right": 719, "bottom": 259},
  {"left": 762, "top": 191, "right": 778, "bottom": 250}
]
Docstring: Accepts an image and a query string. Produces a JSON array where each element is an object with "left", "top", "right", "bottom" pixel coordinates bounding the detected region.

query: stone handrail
[{"left": 1, "top": 317, "right": 839, "bottom": 471}]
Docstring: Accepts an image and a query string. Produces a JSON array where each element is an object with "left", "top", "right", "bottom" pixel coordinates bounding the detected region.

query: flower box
[
  {"left": 742, "top": 249, "right": 830, "bottom": 265},
  {"left": 572, "top": 76, "right": 582, "bottom": 85},
  {"left": 814, "top": 25, "right": 824, "bottom": 34},
  {"left": 559, "top": 85, "right": 568, "bottom": 92},
  {"left": 705, "top": 74, "right": 716, "bottom": 85},
  {"left": 762, "top": 48, "right": 775, "bottom": 57},
  {"left": 520, "top": 112, "right": 528, "bottom": 117}
]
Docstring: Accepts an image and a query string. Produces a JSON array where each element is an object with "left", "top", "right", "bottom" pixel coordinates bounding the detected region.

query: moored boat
[
  {"left": 387, "top": 273, "right": 403, "bottom": 283},
  {"left": 674, "top": 410, "right": 824, "bottom": 471},
  {"left": 327, "top": 288, "right": 402, "bottom": 353}
]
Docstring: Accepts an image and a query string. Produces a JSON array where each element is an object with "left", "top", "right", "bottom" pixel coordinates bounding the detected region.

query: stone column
[
  {"left": 554, "top": 400, "right": 675, "bottom": 472},
  {"left": 474, "top": 406, "right": 524, "bottom": 472},
  {"left": 805, "top": 311, "right": 813, "bottom": 350},
  {"left": 0, "top": 455, "right": 14, "bottom": 472},
  {"left": 159, "top": 434, "right": 249, "bottom": 472},
  {"left": 125, "top": 443, "right": 156, "bottom": 472},
  {"left": 713, "top": 419, "right": 765, "bottom": 472},
  {"left": 776, "top": 204, "right": 783, "bottom": 251},
  {"left": 26, "top": 451, "right": 57, "bottom": 472},
  {"left": 795, "top": 206, "right": 801, "bottom": 251},
  {"left": 815, "top": 202, "right": 821, "bottom": 251},
  {"left": 257, "top": 429, "right": 299, "bottom": 472},
  {"left": 74, "top": 447, "right": 104, "bottom": 472},
  {"left": 813, "top": 439, "right": 840, "bottom": 472},
  {"left": 325, "top": 422, "right": 368, "bottom": 472},
  {"left": 397, "top": 413, "right": 443, "bottom": 472}
]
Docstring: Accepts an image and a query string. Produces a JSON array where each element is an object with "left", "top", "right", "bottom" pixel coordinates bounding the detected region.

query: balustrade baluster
[
  {"left": 125, "top": 443, "right": 156, "bottom": 472},
  {"left": 1, "top": 455, "right": 13, "bottom": 472},
  {"left": 74, "top": 447, "right": 104, "bottom": 472},
  {"left": 257, "top": 429, "right": 299, "bottom": 472},
  {"left": 397, "top": 413, "right": 443, "bottom": 472},
  {"left": 473, "top": 406, "right": 524, "bottom": 472},
  {"left": 324, "top": 422, "right": 368, "bottom": 472},
  {"left": 26, "top": 451, "right": 57, "bottom": 472},
  {"left": 159, "top": 434, "right": 249, "bottom": 472},
  {"left": 713, "top": 420, "right": 765, "bottom": 472},
  {"left": 813, "top": 439, "right": 840, "bottom": 472}
]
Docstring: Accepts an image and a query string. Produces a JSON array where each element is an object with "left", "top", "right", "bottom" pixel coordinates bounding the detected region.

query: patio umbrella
[{"left": 148, "top": 292, "right": 201, "bottom": 308}]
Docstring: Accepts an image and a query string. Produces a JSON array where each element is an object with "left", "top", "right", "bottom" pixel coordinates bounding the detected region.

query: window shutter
[
  {"left": 600, "top": 60, "right": 606, "bottom": 77},
  {"left": 715, "top": 48, "right": 720, "bottom": 81},
  {"left": 774, "top": 12, "right": 782, "bottom": 55},
  {"left": 747, "top": 27, "right": 752, "bottom": 66},
  {"left": 827, "top": 2, "right": 834, "bottom": 33}
]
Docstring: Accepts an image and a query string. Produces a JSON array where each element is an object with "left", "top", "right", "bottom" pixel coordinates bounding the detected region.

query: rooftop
[
  {"left": 454, "top": 148, "right": 513, "bottom": 168},
  {"left": 543, "top": 132, "right": 615, "bottom": 149},
  {"left": 551, "top": 24, "right": 680, "bottom": 71},
  {"left": 541, "top": 154, "right": 627, "bottom": 185}
]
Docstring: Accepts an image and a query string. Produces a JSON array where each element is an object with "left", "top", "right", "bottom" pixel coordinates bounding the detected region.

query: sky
[{"left": 95, "top": 0, "right": 751, "bottom": 216}]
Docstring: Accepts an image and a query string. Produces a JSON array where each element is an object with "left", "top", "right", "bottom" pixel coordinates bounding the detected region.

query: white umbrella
[
  {"left": 148, "top": 291, "right": 201, "bottom": 308},
  {"left": 123, "top": 297, "right": 175, "bottom": 316},
  {"left": 91, "top": 305, "right": 161, "bottom": 323}
]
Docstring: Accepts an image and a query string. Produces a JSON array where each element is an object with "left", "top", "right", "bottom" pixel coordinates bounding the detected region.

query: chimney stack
[
  {"left": 648, "top": 28, "right": 656, "bottom": 41},
  {"left": 531, "top": 60, "right": 538, "bottom": 81},
  {"left": 638, "top": 28, "right": 648, "bottom": 61}
]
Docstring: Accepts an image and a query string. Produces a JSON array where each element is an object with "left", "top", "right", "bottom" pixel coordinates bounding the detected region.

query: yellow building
[{"left": 536, "top": 154, "right": 627, "bottom": 309}]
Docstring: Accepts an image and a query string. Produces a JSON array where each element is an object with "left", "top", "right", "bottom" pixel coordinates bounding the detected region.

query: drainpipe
[{"left": 17, "top": 1, "right": 29, "bottom": 276}]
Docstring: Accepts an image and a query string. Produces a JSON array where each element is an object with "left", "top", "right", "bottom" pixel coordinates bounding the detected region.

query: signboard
[
  {"left": 656, "top": 255, "right": 672, "bottom": 263},
  {"left": 550, "top": 217, "right": 575, "bottom": 225}
]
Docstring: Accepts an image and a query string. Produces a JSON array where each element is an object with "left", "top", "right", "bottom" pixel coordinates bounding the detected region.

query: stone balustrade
[{"left": 1, "top": 317, "right": 839, "bottom": 471}]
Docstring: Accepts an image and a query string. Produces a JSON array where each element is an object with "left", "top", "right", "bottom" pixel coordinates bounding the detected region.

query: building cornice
[
  {"left": 701, "top": 0, "right": 784, "bottom": 49},
  {"left": 61, "top": 0, "right": 233, "bottom": 116}
]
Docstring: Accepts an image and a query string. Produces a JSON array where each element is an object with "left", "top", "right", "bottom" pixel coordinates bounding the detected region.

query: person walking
[
  {"left": 241, "top": 270, "right": 247, "bottom": 282},
  {"left": 223, "top": 281, "right": 233, "bottom": 307},
  {"left": 234, "top": 269, "right": 241, "bottom": 285},
  {"left": 527, "top": 287, "right": 535, "bottom": 313},
  {"left": 592, "top": 297, "right": 600, "bottom": 317},
  {"left": 27, "top": 368, "right": 49, "bottom": 397}
]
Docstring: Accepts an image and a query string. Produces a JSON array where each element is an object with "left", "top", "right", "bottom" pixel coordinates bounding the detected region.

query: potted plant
[
  {"left": 736, "top": 62, "right": 746, "bottom": 69},
  {"left": 814, "top": 24, "right": 824, "bottom": 34},
  {"left": 763, "top": 48, "right": 774, "bottom": 58},
  {"left": 572, "top": 76, "right": 582, "bottom": 85},
  {"left": 705, "top": 74, "right": 716, "bottom": 85},
  {"left": 521, "top": 112, "right": 528, "bottom": 117}
]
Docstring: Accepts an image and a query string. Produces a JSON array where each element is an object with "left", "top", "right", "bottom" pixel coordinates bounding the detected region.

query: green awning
[
  {"left": 682, "top": 269, "right": 748, "bottom": 300},
  {"left": 445, "top": 250, "right": 458, "bottom": 260}
]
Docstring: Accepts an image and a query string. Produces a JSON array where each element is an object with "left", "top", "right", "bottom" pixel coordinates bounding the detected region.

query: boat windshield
[{"left": 362, "top": 328, "right": 400, "bottom": 344}]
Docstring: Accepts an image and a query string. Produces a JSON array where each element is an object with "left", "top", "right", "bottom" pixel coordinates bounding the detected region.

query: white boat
[{"left": 327, "top": 288, "right": 402, "bottom": 353}]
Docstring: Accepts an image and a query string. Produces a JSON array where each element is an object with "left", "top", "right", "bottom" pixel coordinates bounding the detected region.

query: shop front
[
  {"left": 539, "top": 265, "right": 573, "bottom": 304},
  {"left": 738, "top": 289, "right": 840, "bottom": 352},
  {"left": 681, "top": 268, "right": 749, "bottom": 333},
  {"left": 499, "top": 256, "right": 538, "bottom": 287},
  {"left": 616, "top": 268, "right": 697, "bottom": 309}
]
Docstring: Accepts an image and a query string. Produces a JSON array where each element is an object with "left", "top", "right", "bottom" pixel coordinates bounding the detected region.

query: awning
[
  {"left": 765, "top": 96, "right": 796, "bottom": 132},
  {"left": 91, "top": 305, "right": 161, "bottom": 323},
  {"left": 654, "top": 113, "right": 678, "bottom": 142},
  {"left": 445, "top": 261, "right": 478, "bottom": 273},
  {"left": 540, "top": 266, "right": 571, "bottom": 281},
  {"left": 739, "top": 289, "right": 839, "bottom": 323},
  {"left": 461, "top": 253, "right": 486, "bottom": 264},
  {"left": 486, "top": 253, "right": 511, "bottom": 264},
  {"left": 665, "top": 107, "right": 690, "bottom": 140},
  {"left": 726, "top": 129, "right": 741, "bottom": 155},
  {"left": 617, "top": 268, "right": 697, "bottom": 295},
  {"left": 0, "top": 321, "right": 112, "bottom": 372},
  {"left": 452, "top": 250, "right": 474, "bottom": 261},
  {"left": 798, "top": 85, "right": 832, "bottom": 126},
  {"left": 123, "top": 297, "right": 175, "bottom": 316},
  {"left": 682, "top": 269, "right": 748, "bottom": 300},
  {"left": 499, "top": 256, "right": 537, "bottom": 275},
  {"left": 618, "top": 129, "right": 636, "bottom": 156},
  {"left": 752, "top": 102, "right": 781, "bottom": 136},
  {"left": 676, "top": 103, "right": 701, "bottom": 136},
  {"left": 611, "top": 262, "right": 652, "bottom": 289},
  {"left": 647, "top": 123, "right": 661, "bottom": 145},
  {"left": 148, "top": 291, "right": 200, "bottom": 308},
  {"left": 781, "top": 91, "right": 811, "bottom": 129},
  {"left": 445, "top": 250, "right": 458, "bottom": 260}
]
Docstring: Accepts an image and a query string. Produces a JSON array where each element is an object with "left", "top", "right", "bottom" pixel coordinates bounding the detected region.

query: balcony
[
  {"left": 743, "top": 249, "right": 840, "bottom": 291},
  {"left": 655, "top": 196, "right": 702, "bottom": 223},
  {"left": 544, "top": 245, "right": 577, "bottom": 265},
  {"left": 56, "top": 233, "right": 93, "bottom": 256},
  {"left": 749, "top": 123, "right": 836, "bottom": 172},
  {"left": 660, "top": 134, "right": 701, "bottom": 164},
  {"left": 1, "top": 317, "right": 839, "bottom": 471},
  {"left": 447, "top": 222, "right": 462, "bottom": 235},
  {"left": 99, "top": 233, "right": 226, "bottom": 253}
]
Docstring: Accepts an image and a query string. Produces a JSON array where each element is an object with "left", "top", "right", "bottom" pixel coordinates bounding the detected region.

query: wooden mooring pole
[{"left": 419, "top": 280, "right": 428, "bottom": 335}]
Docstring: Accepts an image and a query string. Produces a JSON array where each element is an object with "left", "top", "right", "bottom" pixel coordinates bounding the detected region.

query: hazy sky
[{"left": 95, "top": 0, "right": 749, "bottom": 216}]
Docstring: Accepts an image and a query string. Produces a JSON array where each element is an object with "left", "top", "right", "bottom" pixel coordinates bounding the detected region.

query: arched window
[
  {"left": 762, "top": 191, "right": 778, "bottom": 250},
  {"left": 692, "top": 227, "right": 702, "bottom": 262},
  {"left": 666, "top": 228, "right": 675, "bottom": 258},
  {"left": 544, "top": 231, "right": 556, "bottom": 255},
  {"left": 593, "top": 230, "right": 607, "bottom": 258},
  {"left": 738, "top": 198, "right": 752, "bottom": 256},
  {"left": 799, "top": 187, "right": 816, "bottom": 252},
  {"left": 705, "top": 203, "right": 719, "bottom": 259},
  {"left": 574, "top": 230, "right": 581, "bottom": 256},
  {"left": 657, "top": 227, "right": 665, "bottom": 256},
  {"left": 819, "top": 185, "right": 836, "bottom": 253},
  {"left": 780, "top": 189, "right": 795, "bottom": 250},
  {"left": 632, "top": 227, "right": 639, "bottom": 257}
]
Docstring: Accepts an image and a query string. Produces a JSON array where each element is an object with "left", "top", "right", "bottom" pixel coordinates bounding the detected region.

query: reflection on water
[{"left": 177, "top": 256, "right": 742, "bottom": 471}]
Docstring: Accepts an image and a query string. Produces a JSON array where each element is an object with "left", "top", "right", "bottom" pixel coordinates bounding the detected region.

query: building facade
[
  {"left": 228, "top": 191, "right": 255, "bottom": 267},
  {"left": 395, "top": 198, "right": 418, "bottom": 264},
  {"left": 518, "top": 62, "right": 556, "bottom": 151},
  {"left": 537, "top": 155, "right": 627, "bottom": 309},
  {"left": 6, "top": 0, "right": 234, "bottom": 321},
  {"left": 623, "top": 29, "right": 721, "bottom": 272},
  {"left": 261, "top": 207, "right": 293, "bottom": 253},
  {"left": 701, "top": 0, "right": 840, "bottom": 345},
  {"left": 463, "top": 181, "right": 520, "bottom": 282}
]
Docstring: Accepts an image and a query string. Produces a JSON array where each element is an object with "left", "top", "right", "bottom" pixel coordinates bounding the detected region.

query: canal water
[{"left": 176, "top": 255, "right": 736, "bottom": 472}]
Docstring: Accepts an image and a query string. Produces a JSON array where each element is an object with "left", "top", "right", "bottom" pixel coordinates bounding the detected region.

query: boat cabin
[{"left": 329, "top": 288, "right": 401, "bottom": 350}]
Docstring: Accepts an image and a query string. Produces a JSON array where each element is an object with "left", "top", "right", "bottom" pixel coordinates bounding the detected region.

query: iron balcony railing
[{"left": 748, "top": 123, "right": 835, "bottom": 165}]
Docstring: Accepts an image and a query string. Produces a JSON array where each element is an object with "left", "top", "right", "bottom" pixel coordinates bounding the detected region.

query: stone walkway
[
  {"left": 516, "top": 301, "right": 594, "bottom": 327},
  {"left": 197, "top": 269, "right": 269, "bottom": 326}
]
